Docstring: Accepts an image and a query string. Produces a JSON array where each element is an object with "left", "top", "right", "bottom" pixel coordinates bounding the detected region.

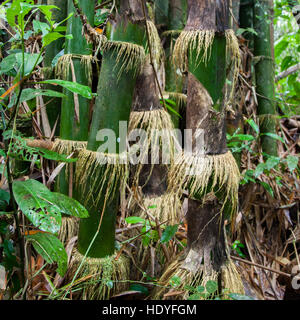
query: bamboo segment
[
  {"left": 253, "top": 0, "right": 277, "bottom": 156},
  {"left": 77, "top": 1, "right": 148, "bottom": 259},
  {"left": 60, "top": 0, "right": 94, "bottom": 142},
  {"left": 55, "top": 0, "right": 95, "bottom": 197}
]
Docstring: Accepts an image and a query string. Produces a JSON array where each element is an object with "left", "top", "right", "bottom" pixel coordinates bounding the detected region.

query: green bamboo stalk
[
  {"left": 56, "top": 0, "right": 95, "bottom": 196},
  {"left": 253, "top": 0, "right": 277, "bottom": 156},
  {"left": 60, "top": 0, "right": 94, "bottom": 141},
  {"left": 189, "top": 36, "right": 227, "bottom": 108},
  {"left": 154, "top": 0, "right": 169, "bottom": 28},
  {"left": 77, "top": 1, "right": 148, "bottom": 258}
]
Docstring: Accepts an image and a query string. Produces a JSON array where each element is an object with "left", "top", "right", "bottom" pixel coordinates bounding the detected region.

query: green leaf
[
  {"left": 236, "top": 27, "right": 258, "bottom": 36},
  {"left": 42, "top": 32, "right": 64, "bottom": 47},
  {"left": 245, "top": 27, "right": 258, "bottom": 36},
  {"left": 165, "top": 98, "right": 177, "bottom": 107},
  {"left": 261, "top": 133, "right": 284, "bottom": 143},
  {"left": 33, "top": 20, "right": 49, "bottom": 36},
  {"left": 254, "top": 163, "right": 266, "bottom": 178},
  {"left": 160, "top": 224, "right": 178, "bottom": 244},
  {"left": 15, "top": 53, "right": 43, "bottom": 76},
  {"left": 196, "top": 285, "right": 205, "bottom": 293},
  {"left": 34, "top": 147, "right": 77, "bottom": 163},
  {"left": 6, "top": 0, "right": 21, "bottom": 27},
  {"left": 188, "top": 293, "right": 201, "bottom": 300},
  {"left": 236, "top": 28, "right": 246, "bottom": 36},
  {"left": 205, "top": 280, "right": 218, "bottom": 294},
  {"left": 51, "top": 192, "right": 89, "bottom": 218},
  {"left": 12, "top": 180, "right": 62, "bottom": 234},
  {"left": 246, "top": 119, "right": 259, "bottom": 134},
  {"left": 106, "top": 280, "right": 113, "bottom": 289},
  {"left": 0, "top": 189, "right": 10, "bottom": 204},
  {"left": 234, "top": 134, "right": 255, "bottom": 141},
  {"left": 129, "top": 284, "right": 149, "bottom": 295},
  {"left": 228, "top": 293, "right": 254, "bottom": 300},
  {"left": 281, "top": 56, "right": 293, "bottom": 71},
  {"left": 51, "top": 49, "right": 64, "bottom": 68},
  {"left": 38, "top": 80, "right": 93, "bottom": 99},
  {"left": 25, "top": 232, "right": 67, "bottom": 277},
  {"left": 170, "top": 275, "right": 181, "bottom": 287},
  {"left": 275, "top": 38, "right": 289, "bottom": 56},
  {"left": 0, "top": 220, "right": 8, "bottom": 233},
  {"left": 0, "top": 189, "right": 10, "bottom": 211},
  {"left": 259, "top": 181, "right": 274, "bottom": 197},
  {"left": 36, "top": 4, "right": 58, "bottom": 26},
  {"left": 286, "top": 155, "right": 299, "bottom": 172},
  {"left": 165, "top": 103, "right": 182, "bottom": 119},
  {"left": 265, "top": 156, "right": 280, "bottom": 170},
  {"left": 0, "top": 54, "right": 17, "bottom": 75},
  {"left": 125, "top": 216, "right": 145, "bottom": 224},
  {"left": 20, "top": 88, "right": 66, "bottom": 103}
]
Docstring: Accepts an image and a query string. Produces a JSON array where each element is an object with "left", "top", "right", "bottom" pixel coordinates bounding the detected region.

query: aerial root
[
  {"left": 52, "top": 139, "right": 87, "bottom": 155},
  {"left": 58, "top": 216, "right": 79, "bottom": 244},
  {"left": 168, "top": 151, "right": 240, "bottom": 216},
  {"left": 129, "top": 192, "right": 182, "bottom": 225},
  {"left": 164, "top": 92, "right": 187, "bottom": 109},
  {"left": 152, "top": 258, "right": 219, "bottom": 300},
  {"left": 221, "top": 260, "right": 245, "bottom": 296},
  {"left": 75, "top": 149, "right": 129, "bottom": 207},
  {"left": 55, "top": 54, "right": 95, "bottom": 87},
  {"left": 161, "top": 30, "right": 182, "bottom": 38},
  {"left": 103, "top": 41, "right": 145, "bottom": 79},
  {"left": 173, "top": 29, "right": 241, "bottom": 89},
  {"left": 128, "top": 108, "right": 178, "bottom": 187},
  {"left": 173, "top": 30, "right": 215, "bottom": 72},
  {"left": 225, "top": 29, "right": 241, "bottom": 101},
  {"left": 146, "top": 20, "right": 164, "bottom": 68},
  {"left": 68, "top": 249, "right": 130, "bottom": 300}
]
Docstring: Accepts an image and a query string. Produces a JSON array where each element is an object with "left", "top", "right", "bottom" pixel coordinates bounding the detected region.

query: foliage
[
  {"left": 274, "top": 0, "right": 300, "bottom": 115},
  {"left": 227, "top": 118, "right": 299, "bottom": 196}
]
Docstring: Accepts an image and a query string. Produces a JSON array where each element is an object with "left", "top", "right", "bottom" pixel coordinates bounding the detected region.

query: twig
[
  {"left": 95, "top": 0, "right": 112, "bottom": 10},
  {"left": 231, "top": 255, "right": 290, "bottom": 278},
  {"left": 275, "top": 63, "right": 300, "bottom": 82}
]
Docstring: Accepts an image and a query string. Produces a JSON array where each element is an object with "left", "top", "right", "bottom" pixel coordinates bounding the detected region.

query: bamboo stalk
[
  {"left": 77, "top": 0, "right": 148, "bottom": 259},
  {"left": 56, "top": 0, "right": 95, "bottom": 196},
  {"left": 253, "top": 0, "right": 277, "bottom": 156}
]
